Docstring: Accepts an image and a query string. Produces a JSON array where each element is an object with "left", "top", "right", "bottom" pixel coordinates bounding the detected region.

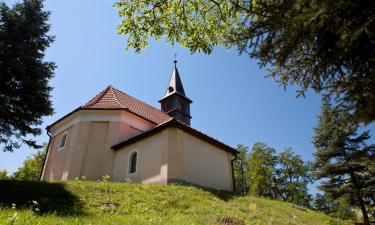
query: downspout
[
  {"left": 39, "top": 127, "right": 52, "bottom": 181},
  {"left": 230, "top": 152, "right": 238, "bottom": 193}
]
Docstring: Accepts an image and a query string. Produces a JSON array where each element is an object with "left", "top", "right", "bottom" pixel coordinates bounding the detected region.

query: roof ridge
[
  {"left": 109, "top": 86, "right": 127, "bottom": 109},
  {"left": 83, "top": 85, "right": 112, "bottom": 107},
  {"left": 111, "top": 86, "right": 170, "bottom": 117},
  {"left": 112, "top": 118, "right": 237, "bottom": 154}
]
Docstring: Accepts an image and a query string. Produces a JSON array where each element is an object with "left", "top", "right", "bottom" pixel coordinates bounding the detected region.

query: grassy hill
[{"left": 0, "top": 180, "right": 350, "bottom": 225}]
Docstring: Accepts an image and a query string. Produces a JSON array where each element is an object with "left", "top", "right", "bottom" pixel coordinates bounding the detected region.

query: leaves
[
  {"left": 276, "top": 148, "right": 312, "bottom": 208},
  {"left": 247, "top": 142, "right": 276, "bottom": 197},
  {"left": 12, "top": 144, "right": 47, "bottom": 180},
  {"left": 115, "top": 0, "right": 375, "bottom": 123}
]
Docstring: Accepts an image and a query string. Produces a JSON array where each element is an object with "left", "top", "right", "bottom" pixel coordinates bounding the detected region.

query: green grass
[{"left": 0, "top": 180, "right": 351, "bottom": 225}]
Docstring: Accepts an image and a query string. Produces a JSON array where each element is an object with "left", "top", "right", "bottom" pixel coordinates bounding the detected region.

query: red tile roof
[{"left": 82, "top": 85, "right": 171, "bottom": 124}]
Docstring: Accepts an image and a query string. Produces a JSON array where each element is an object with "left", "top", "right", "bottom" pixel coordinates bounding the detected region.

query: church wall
[
  {"left": 80, "top": 121, "right": 110, "bottom": 180},
  {"left": 166, "top": 128, "right": 184, "bottom": 179},
  {"left": 172, "top": 129, "right": 234, "bottom": 191},
  {"left": 112, "top": 130, "right": 169, "bottom": 184},
  {"left": 64, "top": 121, "right": 91, "bottom": 180},
  {"left": 111, "top": 127, "right": 233, "bottom": 191},
  {"left": 41, "top": 125, "right": 75, "bottom": 181},
  {"left": 41, "top": 110, "right": 155, "bottom": 181}
]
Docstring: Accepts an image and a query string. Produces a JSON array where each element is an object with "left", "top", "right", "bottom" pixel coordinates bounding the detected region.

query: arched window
[
  {"left": 129, "top": 151, "right": 137, "bottom": 175},
  {"left": 59, "top": 132, "right": 68, "bottom": 150}
]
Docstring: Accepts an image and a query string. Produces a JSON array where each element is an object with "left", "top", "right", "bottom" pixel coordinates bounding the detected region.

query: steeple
[
  {"left": 166, "top": 59, "right": 186, "bottom": 96},
  {"left": 159, "top": 59, "right": 192, "bottom": 125}
]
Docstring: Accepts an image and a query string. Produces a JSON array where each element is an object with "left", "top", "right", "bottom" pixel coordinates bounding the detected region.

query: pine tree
[
  {"left": 313, "top": 99, "right": 375, "bottom": 225},
  {"left": 0, "top": 0, "right": 55, "bottom": 152}
]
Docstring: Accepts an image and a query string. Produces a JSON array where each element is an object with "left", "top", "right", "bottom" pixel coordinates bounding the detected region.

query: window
[
  {"left": 59, "top": 132, "right": 68, "bottom": 150},
  {"left": 129, "top": 151, "right": 138, "bottom": 175}
]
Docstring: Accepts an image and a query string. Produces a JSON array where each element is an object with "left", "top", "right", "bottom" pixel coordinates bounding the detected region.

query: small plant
[
  {"left": 98, "top": 175, "right": 120, "bottom": 212},
  {"left": 31, "top": 200, "right": 40, "bottom": 215},
  {"left": 8, "top": 212, "right": 18, "bottom": 225},
  {"left": 102, "top": 175, "right": 110, "bottom": 182},
  {"left": 101, "top": 175, "right": 111, "bottom": 202},
  {"left": 8, "top": 203, "right": 18, "bottom": 225},
  {"left": 74, "top": 176, "right": 87, "bottom": 182},
  {"left": 124, "top": 177, "right": 133, "bottom": 183}
]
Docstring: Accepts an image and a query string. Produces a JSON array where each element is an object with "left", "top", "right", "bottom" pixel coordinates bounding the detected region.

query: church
[{"left": 40, "top": 61, "right": 238, "bottom": 191}]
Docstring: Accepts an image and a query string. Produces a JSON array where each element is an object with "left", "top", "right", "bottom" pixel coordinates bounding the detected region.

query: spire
[
  {"left": 159, "top": 59, "right": 192, "bottom": 125},
  {"left": 165, "top": 58, "right": 186, "bottom": 96}
]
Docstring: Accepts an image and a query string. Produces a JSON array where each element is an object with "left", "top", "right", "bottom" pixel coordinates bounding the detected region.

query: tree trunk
[
  {"left": 240, "top": 161, "right": 245, "bottom": 195},
  {"left": 350, "top": 171, "right": 370, "bottom": 225},
  {"left": 358, "top": 196, "right": 370, "bottom": 225}
]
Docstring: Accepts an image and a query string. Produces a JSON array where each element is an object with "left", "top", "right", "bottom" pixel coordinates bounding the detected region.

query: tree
[
  {"left": 313, "top": 98, "right": 375, "bottom": 225},
  {"left": 313, "top": 193, "right": 357, "bottom": 220},
  {"left": 275, "top": 148, "right": 312, "bottom": 207},
  {"left": 233, "top": 144, "right": 249, "bottom": 195},
  {"left": 115, "top": 0, "right": 375, "bottom": 123},
  {"left": 13, "top": 143, "right": 47, "bottom": 180},
  {"left": 247, "top": 142, "right": 276, "bottom": 197},
  {"left": 0, "top": 169, "right": 9, "bottom": 179},
  {"left": 0, "top": 0, "right": 55, "bottom": 152}
]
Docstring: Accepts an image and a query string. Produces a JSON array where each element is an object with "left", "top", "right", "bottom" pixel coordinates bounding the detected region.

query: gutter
[
  {"left": 39, "top": 127, "right": 52, "bottom": 181},
  {"left": 230, "top": 152, "right": 238, "bottom": 193}
]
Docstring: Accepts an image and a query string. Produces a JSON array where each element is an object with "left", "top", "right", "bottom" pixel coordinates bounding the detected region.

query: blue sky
[{"left": 1, "top": 0, "right": 372, "bottom": 185}]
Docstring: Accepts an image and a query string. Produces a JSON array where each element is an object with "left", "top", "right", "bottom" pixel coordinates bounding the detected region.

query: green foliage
[
  {"left": 247, "top": 142, "right": 276, "bottom": 197},
  {"left": 0, "top": 0, "right": 55, "bottom": 152},
  {"left": 12, "top": 144, "right": 47, "bottom": 181},
  {"left": 233, "top": 144, "right": 249, "bottom": 195},
  {"left": 313, "top": 193, "right": 357, "bottom": 221},
  {"left": 275, "top": 148, "right": 312, "bottom": 208},
  {"left": 313, "top": 98, "right": 375, "bottom": 225},
  {"left": 115, "top": 0, "right": 375, "bottom": 123},
  {"left": 236, "top": 142, "right": 313, "bottom": 208},
  {"left": 0, "top": 169, "right": 9, "bottom": 179},
  {"left": 0, "top": 180, "right": 347, "bottom": 224}
]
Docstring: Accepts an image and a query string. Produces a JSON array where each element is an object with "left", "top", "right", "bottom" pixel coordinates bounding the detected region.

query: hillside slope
[{"left": 0, "top": 180, "right": 349, "bottom": 225}]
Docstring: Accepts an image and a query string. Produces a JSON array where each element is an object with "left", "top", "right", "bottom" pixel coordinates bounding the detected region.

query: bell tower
[{"left": 159, "top": 60, "right": 192, "bottom": 125}]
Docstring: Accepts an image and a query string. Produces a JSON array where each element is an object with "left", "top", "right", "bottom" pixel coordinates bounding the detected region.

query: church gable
[{"left": 112, "top": 118, "right": 237, "bottom": 154}]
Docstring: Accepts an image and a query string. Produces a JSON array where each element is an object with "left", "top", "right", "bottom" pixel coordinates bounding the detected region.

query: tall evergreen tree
[
  {"left": 0, "top": 0, "right": 55, "bottom": 152},
  {"left": 313, "top": 99, "right": 375, "bottom": 225},
  {"left": 247, "top": 142, "right": 276, "bottom": 197},
  {"left": 233, "top": 144, "right": 249, "bottom": 195}
]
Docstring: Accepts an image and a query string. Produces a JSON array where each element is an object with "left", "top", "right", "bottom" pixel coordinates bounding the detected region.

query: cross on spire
[{"left": 174, "top": 53, "right": 178, "bottom": 68}]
